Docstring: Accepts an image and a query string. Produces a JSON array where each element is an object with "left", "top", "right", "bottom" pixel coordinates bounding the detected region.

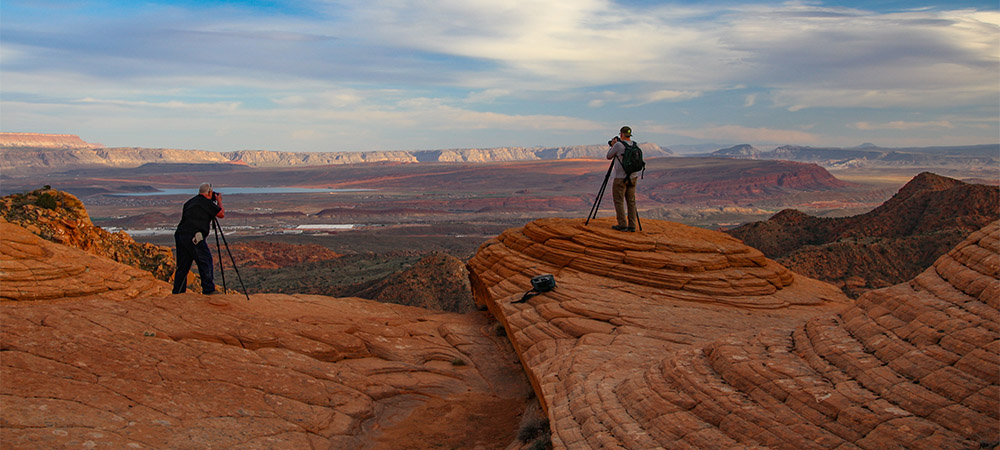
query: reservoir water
[{"left": 116, "top": 187, "right": 374, "bottom": 196}]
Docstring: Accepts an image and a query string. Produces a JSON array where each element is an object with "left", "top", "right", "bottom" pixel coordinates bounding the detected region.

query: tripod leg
[
  {"left": 587, "top": 176, "right": 609, "bottom": 224},
  {"left": 586, "top": 161, "right": 615, "bottom": 225},
  {"left": 213, "top": 219, "right": 227, "bottom": 292},
  {"left": 214, "top": 218, "right": 251, "bottom": 301}
]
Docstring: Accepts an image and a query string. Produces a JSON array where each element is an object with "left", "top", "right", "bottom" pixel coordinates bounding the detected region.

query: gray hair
[{"left": 198, "top": 183, "right": 213, "bottom": 194}]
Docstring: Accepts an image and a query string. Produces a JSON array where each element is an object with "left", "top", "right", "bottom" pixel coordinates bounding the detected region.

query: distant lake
[{"left": 115, "top": 187, "right": 374, "bottom": 196}]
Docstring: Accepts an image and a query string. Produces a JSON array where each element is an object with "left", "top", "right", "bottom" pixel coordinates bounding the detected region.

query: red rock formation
[
  {"left": 0, "top": 189, "right": 175, "bottom": 281},
  {"left": 228, "top": 241, "right": 341, "bottom": 269},
  {"left": 467, "top": 217, "right": 999, "bottom": 449},
  {"left": 355, "top": 252, "right": 475, "bottom": 313},
  {"left": 727, "top": 172, "right": 999, "bottom": 297},
  {"left": 612, "top": 221, "right": 1000, "bottom": 449},
  {"left": 0, "top": 222, "right": 531, "bottom": 448},
  {"left": 0, "top": 221, "right": 170, "bottom": 301},
  {"left": 466, "top": 218, "right": 850, "bottom": 433}
]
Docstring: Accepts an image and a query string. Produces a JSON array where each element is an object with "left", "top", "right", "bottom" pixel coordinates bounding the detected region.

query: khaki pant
[{"left": 612, "top": 177, "right": 637, "bottom": 228}]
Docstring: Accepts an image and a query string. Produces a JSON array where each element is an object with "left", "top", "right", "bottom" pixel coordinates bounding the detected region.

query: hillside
[{"left": 726, "top": 172, "right": 999, "bottom": 297}]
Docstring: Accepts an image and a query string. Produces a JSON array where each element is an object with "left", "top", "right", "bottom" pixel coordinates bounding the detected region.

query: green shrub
[{"left": 35, "top": 193, "right": 58, "bottom": 210}]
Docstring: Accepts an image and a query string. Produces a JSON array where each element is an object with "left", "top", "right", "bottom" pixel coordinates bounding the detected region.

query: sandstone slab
[
  {"left": 468, "top": 217, "right": 999, "bottom": 449},
  {"left": 1, "top": 222, "right": 531, "bottom": 449}
]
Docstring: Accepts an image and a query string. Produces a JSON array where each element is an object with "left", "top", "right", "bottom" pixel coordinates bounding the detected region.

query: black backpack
[{"left": 618, "top": 141, "right": 645, "bottom": 178}]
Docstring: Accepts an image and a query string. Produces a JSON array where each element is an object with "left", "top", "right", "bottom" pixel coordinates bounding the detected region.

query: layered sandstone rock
[
  {"left": 0, "top": 189, "right": 175, "bottom": 281},
  {"left": 0, "top": 132, "right": 102, "bottom": 149},
  {"left": 0, "top": 222, "right": 531, "bottom": 448},
  {"left": 468, "top": 217, "right": 999, "bottom": 449},
  {"left": 466, "top": 218, "right": 850, "bottom": 433},
  {"left": 0, "top": 221, "right": 170, "bottom": 301}
]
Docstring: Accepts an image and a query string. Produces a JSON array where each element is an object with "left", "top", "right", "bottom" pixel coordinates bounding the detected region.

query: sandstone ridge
[
  {"left": 0, "top": 221, "right": 170, "bottom": 301},
  {"left": 0, "top": 222, "right": 531, "bottom": 448},
  {"left": 467, "top": 218, "right": 850, "bottom": 416},
  {"left": 0, "top": 188, "right": 175, "bottom": 281},
  {"left": 468, "top": 216, "right": 999, "bottom": 449}
]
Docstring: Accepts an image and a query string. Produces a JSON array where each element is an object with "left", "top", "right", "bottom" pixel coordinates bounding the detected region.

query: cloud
[
  {"left": 1, "top": 0, "right": 997, "bottom": 150},
  {"left": 464, "top": 89, "right": 511, "bottom": 103},
  {"left": 853, "top": 120, "right": 955, "bottom": 130},
  {"left": 645, "top": 123, "right": 821, "bottom": 144},
  {"left": 627, "top": 90, "right": 702, "bottom": 107}
]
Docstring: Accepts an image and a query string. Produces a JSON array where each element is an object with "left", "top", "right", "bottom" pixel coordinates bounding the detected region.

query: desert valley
[{"left": 1, "top": 132, "right": 998, "bottom": 449}]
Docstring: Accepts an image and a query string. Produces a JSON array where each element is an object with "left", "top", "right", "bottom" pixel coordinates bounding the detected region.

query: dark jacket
[{"left": 176, "top": 195, "right": 222, "bottom": 237}]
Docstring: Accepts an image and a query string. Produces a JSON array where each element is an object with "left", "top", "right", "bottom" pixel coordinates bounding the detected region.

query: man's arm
[
  {"left": 606, "top": 142, "right": 623, "bottom": 160},
  {"left": 213, "top": 194, "right": 225, "bottom": 219}
]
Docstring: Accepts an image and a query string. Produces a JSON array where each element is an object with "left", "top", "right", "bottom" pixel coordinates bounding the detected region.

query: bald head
[{"left": 199, "top": 183, "right": 212, "bottom": 195}]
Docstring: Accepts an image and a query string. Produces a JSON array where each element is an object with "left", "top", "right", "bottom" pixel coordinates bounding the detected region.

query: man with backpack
[{"left": 606, "top": 126, "right": 644, "bottom": 232}]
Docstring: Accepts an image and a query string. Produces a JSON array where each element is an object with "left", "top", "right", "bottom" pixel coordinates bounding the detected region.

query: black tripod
[
  {"left": 585, "top": 160, "right": 642, "bottom": 231},
  {"left": 212, "top": 218, "right": 250, "bottom": 301}
]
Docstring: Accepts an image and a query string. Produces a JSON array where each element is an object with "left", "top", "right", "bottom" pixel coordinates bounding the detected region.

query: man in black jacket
[{"left": 172, "top": 183, "right": 225, "bottom": 294}]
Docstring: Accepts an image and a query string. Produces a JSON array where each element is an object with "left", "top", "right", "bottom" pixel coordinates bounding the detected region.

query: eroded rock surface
[
  {"left": 466, "top": 218, "right": 851, "bottom": 440},
  {"left": 0, "top": 189, "right": 175, "bottom": 281},
  {"left": 0, "top": 221, "right": 170, "bottom": 301},
  {"left": 468, "top": 217, "right": 999, "bottom": 449},
  {"left": 1, "top": 222, "right": 531, "bottom": 449}
]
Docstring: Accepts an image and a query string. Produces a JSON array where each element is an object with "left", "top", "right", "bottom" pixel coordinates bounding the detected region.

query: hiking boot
[
  {"left": 627, "top": 227, "right": 636, "bottom": 232},
  {"left": 205, "top": 290, "right": 223, "bottom": 295},
  {"left": 611, "top": 225, "right": 629, "bottom": 231}
]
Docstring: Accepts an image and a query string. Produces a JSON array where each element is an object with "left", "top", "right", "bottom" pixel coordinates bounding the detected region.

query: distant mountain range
[
  {"left": 705, "top": 143, "right": 998, "bottom": 169},
  {"left": 0, "top": 132, "right": 673, "bottom": 174}
]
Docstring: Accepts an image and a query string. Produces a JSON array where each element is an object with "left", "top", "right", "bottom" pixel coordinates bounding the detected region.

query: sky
[{"left": 1, "top": 0, "right": 998, "bottom": 153}]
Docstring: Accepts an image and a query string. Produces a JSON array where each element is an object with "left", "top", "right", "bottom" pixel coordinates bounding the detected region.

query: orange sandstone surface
[
  {"left": 0, "top": 222, "right": 531, "bottom": 449},
  {"left": 467, "top": 217, "right": 999, "bottom": 449}
]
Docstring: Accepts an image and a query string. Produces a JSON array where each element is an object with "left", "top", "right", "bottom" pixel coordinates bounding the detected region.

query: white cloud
[
  {"left": 645, "top": 123, "right": 821, "bottom": 144},
  {"left": 853, "top": 120, "right": 955, "bottom": 130},
  {"left": 464, "top": 89, "right": 511, "bottom": 103},
  {"left": 628, "top": 90, "right": 702, "bottom": 107},
  {"left": 2, "top": 0, "right": 997, "bottom": 149}
]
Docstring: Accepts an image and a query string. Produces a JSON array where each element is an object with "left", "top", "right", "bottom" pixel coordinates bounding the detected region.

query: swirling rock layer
[
  {"left": 1, "top": 221, "right": 170, "bottom": 301},
  {"left": 466, "top": 218, "right": 850, "bottom": 439},
  {"left": 468, "top": 217, "right": 999, "bottom": 449},
  {"left": 1, "top": 221, "right": 530, "bottom": 448}
]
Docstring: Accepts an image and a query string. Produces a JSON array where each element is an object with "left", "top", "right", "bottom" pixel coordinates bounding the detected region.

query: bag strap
[{"left": 511, "top": 289, "right": 539, "bottom": 304}]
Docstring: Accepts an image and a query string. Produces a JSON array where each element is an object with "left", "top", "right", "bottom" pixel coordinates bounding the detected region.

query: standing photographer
[
  {"left": 172, "top": 183, "right": 225, "bottom": 294},
  {"left": 606, "top": 126, "right": 638, "bottom": 232}
]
